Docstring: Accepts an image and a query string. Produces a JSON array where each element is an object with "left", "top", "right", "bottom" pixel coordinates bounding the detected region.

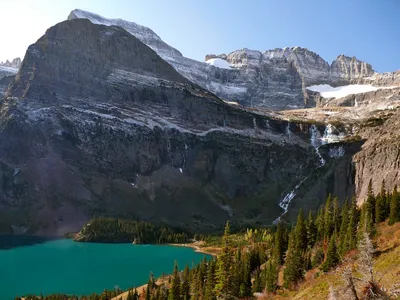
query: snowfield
[
  {"left": 306, "top": 84, "right": 394, "bottom": 99},
  {"left": 205, "top": 58, "right": 233, "bottom": 69}
]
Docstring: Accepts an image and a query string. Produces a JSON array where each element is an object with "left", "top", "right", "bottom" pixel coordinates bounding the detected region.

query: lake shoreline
[{"left": 168, "top": 241, "right": 220, "bottom": 256}]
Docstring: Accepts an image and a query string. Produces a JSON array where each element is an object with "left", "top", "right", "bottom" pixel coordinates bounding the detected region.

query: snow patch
[
  {"left": 306, "top": 84, "right": 396, "bottom": 99},
  {"left": 205, "top": 58, "right": 233, "bottom": 69}
]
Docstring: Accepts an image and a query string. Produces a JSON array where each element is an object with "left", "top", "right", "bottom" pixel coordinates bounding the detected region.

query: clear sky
[{"left": 1, "top": 0, "right": 399, "bottom": 72}]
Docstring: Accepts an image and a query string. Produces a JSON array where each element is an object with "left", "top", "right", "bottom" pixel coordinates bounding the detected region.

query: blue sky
[{"left": 1, "top": 0, "right": 399, "bottom": 72}]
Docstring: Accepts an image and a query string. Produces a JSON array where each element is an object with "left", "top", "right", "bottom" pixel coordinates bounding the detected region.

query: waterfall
[
  {"left": 286, "top": 123, "right": 292, "bottom": 142},
  {"left": 253, "top": 117, "right": 257, "bottom": 130},
  {"left": 273, "top": 123, "right": 347, "bottom": 224},
  {"left": 310, "top": 124, "right": 326, "bottom": 167},
  {"left": 321, "top": 124, "right": 344, "bottom": 144},
  {"left": 273, "top": 177, "right": 308, "bottom": 224},
  {"left": 180, "top": 142, "right": 188, "bottom": 173}
]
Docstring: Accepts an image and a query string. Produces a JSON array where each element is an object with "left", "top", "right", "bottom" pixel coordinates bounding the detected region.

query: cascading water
[
  {"left": 273, "top": 123, "right": 346, "bottom": 224},
  {"left": 179, "top": 142, "right": 188, "bottom": 173},
  {"left": 286, "top": 123, "right": 292, "bottom": 142},
  {"left": 273, "top": 177, "right": 307, "bottom": 224},
  {"left": 310, "top": 124, "right": 326, "bottom": 167}
]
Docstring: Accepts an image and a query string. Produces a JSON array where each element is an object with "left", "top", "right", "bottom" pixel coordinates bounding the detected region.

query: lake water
[{"left": 0, "top": 237, "right": 210, "bottom": 300}]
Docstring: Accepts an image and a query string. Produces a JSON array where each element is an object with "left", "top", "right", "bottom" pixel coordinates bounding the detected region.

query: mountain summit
[{"left": 68, "top": 9, "right": 376, "bottom": 110}]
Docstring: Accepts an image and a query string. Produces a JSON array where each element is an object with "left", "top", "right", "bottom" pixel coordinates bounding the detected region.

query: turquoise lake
[{"left": 0, "top": 237, "right": 210, "bottom": 300}]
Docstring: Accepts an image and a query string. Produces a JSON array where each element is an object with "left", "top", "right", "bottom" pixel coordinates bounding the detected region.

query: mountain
[
  {"left": 0, "top": 57, "right": 22, "bottom": 69},
  {"left": 0, "top": 16, "right": 359, "bottom": 235},
  {"left": 68, "top": 9, "right": 380, "bottom": 110}
]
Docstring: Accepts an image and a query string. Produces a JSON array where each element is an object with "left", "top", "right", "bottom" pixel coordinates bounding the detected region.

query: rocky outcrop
[
  {"left": 68, "top": 9, "right": 377, "bottom": 111},
  {"left": 330, "top": 54, "right": 373, "bottom": 84},
  {"left": 2, "top": 18, "right": 352, "bottom": 235},
  {"left": 0, "top": 57, "right": 22, "bottom": 69}
]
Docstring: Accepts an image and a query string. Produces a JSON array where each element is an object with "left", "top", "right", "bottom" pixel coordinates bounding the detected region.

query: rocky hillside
[
  {"left": 0, "top": 18, "right": 357, "bottom": 235},
  {"left": 68, "top": 9, "right": 383, "bottom": 110}
]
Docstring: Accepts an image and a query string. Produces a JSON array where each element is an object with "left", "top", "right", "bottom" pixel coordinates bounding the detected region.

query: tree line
[{"left": 75, "top": 217, "right": 191, "bottom": 244}]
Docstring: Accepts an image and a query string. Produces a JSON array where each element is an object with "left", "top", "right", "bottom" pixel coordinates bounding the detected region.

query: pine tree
[
  {"left": 366, "top": 179, "right": 376, "bottom": 225},
  {"left": 380, "top": 180, "right": 387, "bottom": 217},
  {"left": 315, "top": 206, "right": 325, "bottom": 241},
  {"left": 204, "top": 260, "right": 216, "bottom": 300},
  {"left": 126, "top": 290, "right": 134, "bottom": 300},
  {"left": 273, "top": 221, "right": 285, "bottom": 265},
  {"left": 338, "top": 200, "right": 349, "bottom": 255},
  {"left": 389, "top": 186, "right": 400, "bottom": 225},
  {"left": 346, "top": 196, "right": 359, "bottom": 251},
  {"left": 322, "top": 232, "right": 340, "bottom": 272},
  {"left": 375, "top": 194, "right": 386, "bottom": 223},
  {"left": 214, "top": 221, "right": 233, "bottom": 299},
  {"left": 181, "top": 264, "right": 190, "bottom": 300},
  {"left": 265, "top": 259, "right": 278, "bottom": 293},
  {"left": 283, "top": 231, "right": 304, "bottom": 287},
  {"left": 306, "top": 210, "right": 317, "bottom": 249},
  {"left": 239, "top": 257, "right": 252, "bottom": 297},
  {"left": 169, "top": 261, "right": 181, "bottom": 300},
  {"left": 133, "top": 288, "right": 139, "bottom": 300},
  {"left": 323, "top": 194, "right": 334, "bottom": 238},
  {"left": 294, "top": 208, "right": 308, "bottom": 251},
  {"left": 332, "top": 196, "right": 341, "bottom": 233}
]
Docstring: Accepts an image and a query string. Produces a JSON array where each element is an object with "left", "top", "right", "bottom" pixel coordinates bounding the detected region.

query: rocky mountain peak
[
  {"left": 0, "top": 57, "right": 21, "bottom": 69},
  {"left": 330, "top": 54, "right": 374, "bottom": 83},
  {"left": 68, "top": 9, "right": 183, "bottom": 60}
]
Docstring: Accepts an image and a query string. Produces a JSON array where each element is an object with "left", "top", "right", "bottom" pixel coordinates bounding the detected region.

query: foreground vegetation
[{"left": 19, "top": 180, "right": 400, "bottom": 299}]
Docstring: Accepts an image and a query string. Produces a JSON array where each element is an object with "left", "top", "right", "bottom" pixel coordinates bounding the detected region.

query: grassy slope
[{"left": 275, "top": 222, "right": 400, "bottom": 300}]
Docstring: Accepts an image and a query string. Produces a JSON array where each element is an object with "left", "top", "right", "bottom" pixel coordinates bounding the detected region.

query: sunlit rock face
[{"left": 68, "top": 10, "right": 378, "bottom": 110}]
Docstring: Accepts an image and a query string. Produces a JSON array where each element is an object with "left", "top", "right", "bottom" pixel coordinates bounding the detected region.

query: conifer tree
[
  {"left": 283, "top": 232, "right": 304, "bottom": 287},
  {"left": 169, "top": 261, "right": 181, "bottom": 300},
  {"left": 204, "top": 260, "right": 216, "bottom": 300},
  {"left": 380, "top": 179, "right": 387, "bottom": 217},
  {"left": 126, "top": 290, "right": 134, "bottom": 300},
  {"left": 265, "top": 259, "right": 278, "bottom": 293},
  {"left": 239, "top": 258, "right": 252, "bottom": 297},
  {"left": 214, "top": 221, "right": 233, "bottom": 299},
  {"left": 306, "top": 210, "right": 317, "bottom": 249},
  {"left": 338, "top": 200, "right": 349, "bottom": 255},
  {"left": 316, "top": 207, "right": 325, "bottom": 241},
  {"left": 181, "top": 264, "right": 190, "bottom": 300},
  {"left": 133, "top": 288, "right": 139, "bottom": 300},
  {"left": 294, "top": 208, "right": 308, "bottom": 251},
  {"left": 273, "top": 221, "right": 285, "bottom": 265},
  {"left": 375, "top": 194, "right": 386, "bottom": 223},
  {"left": 366, "top": 179, "right": 376, "bottom": 225},
  {"left": 323, "top": 194, "right": 334, "bottom": 238},
  {"left": 389, "top": 185, "right": 400, "bottom": 225},
  {"left": 332, "top": 196, "right": 341, "bottom": 233},
  {"left": 322, "top": 232, "right": 340, "bottom": 272}
]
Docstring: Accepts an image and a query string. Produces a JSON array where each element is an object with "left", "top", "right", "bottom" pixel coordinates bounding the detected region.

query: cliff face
[
  {"left": 68, "top": 9, "right": 376, "bottom": 110},
  {"left": 354, "top": 110, "right": 400, "bottom": 203},
  {"left": 1, "top": 18, "right": 352, "bottom": 235}
]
